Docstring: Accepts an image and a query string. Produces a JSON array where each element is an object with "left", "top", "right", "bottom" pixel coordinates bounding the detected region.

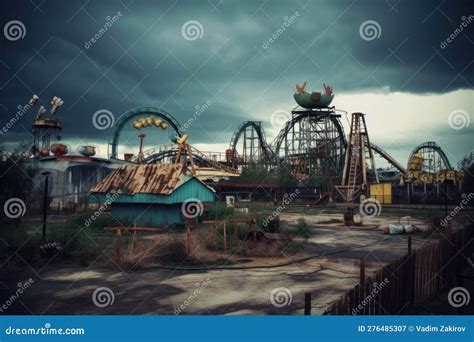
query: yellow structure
[
  {"left": 193, "top": 167, "right": 240, "bottom": 181},
  {"left": 370, "top": 183, "right": 392, "bottom": 204},
  {"left": 419, "top": 171, "right": 434, "bottom": 184},
  {"left": 406, "top": 152, "right": 462, "bottom": 185},
  {"left": 407, "top": 170, "right": 420, "bottom": 182},
  {"left": 446, "top": 170, "right": 457, "bottom": 182},
  {"left": 177, "top": 134, "right": 189, "bottom": 145},
  {"left": 153, "top": 118, "right": 162, "bottom": 127},
  {"left": 407, "top": 152, "right": 424, "bottom": 182},
  {"left": 132, "top": 121, "right": 142, "bottom": 129},
  {"left": 434, "top": 169, "right": 463, "bottom": 184},
  {"left": 132, "top": 117, "right": 169, "bottom": 130},
  {"left": 408, "top": 153, "right": 424, "bottom": 171}
]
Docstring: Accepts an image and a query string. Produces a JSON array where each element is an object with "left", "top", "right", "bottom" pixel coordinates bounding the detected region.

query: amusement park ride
[
  {"left": 27, "top": 94, "right": 100, "bottom": 158},
  {"left": 23, "top": 80, "right": 464, "bottom": 203},
  {"left": 29, "top": 94, "right": 64, "bottom": 157},
  {"left": 101, "top": 82, "right": 465, "bottom": 202},
  {"left": 406, "top": 142, "right": 462, "bottom": 185},
  {"left": 226, "top": 82, "right": 346, "bottom": 186},
  {"left": 226, "top": 121, "right": 276, "bottom": 168}
]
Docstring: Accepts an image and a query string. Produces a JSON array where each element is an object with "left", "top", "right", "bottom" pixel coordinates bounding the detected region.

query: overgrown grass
[
  {"left": 205, "top": 202, "right": 285, "bottom": 221},
  {"left": 205, "top": 203, "right": 234, "bottom": 220},
  {"left": 120, "top": 234, "right": 188, "bottom": 269},
  {"left": 296, "top": 218, "right": 312, "bottom": 241},
  {"left": 255, "top": 214, "right": 280, "bottom": 233},
  {"left": 0, "top": 211, "right": 124, "bottom": 267},
  {"left": 214, "top": 223, "right": 249, "bottom": 247}
]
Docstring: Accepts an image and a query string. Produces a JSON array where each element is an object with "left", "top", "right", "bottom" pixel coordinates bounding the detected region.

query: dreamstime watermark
[
  {"left": 270, "top": 287, "right": 292, "bottom": 307},
  {"left": 351, "top": 278, "right": 389, "bottom": 315},
  {"left": 174, "top": 278, "right": 211, "bottom": 315},
  {"left": 92, "top": 286, "right": 115, "bottom": 308},
  {"left": 181, "top": 198, "right": 204, "bottom": 219},
  {"left": 84, "top": 12, "right": 123, "bottom": 49},
  {"left": 5, "top": 323, "right": 85, "bottom": 336},
  {"left": 448, "top": 286, "right": 470, "bottom": 308},
  {"left": 440, "top": 192, "right": 473, "bottom": 227},
  {"left": 270, "top": 109, "right": 291, "bottom": 129},
  {"left": 262, "top": 11, "right": 301, "bottom": 50},
  {"left": 85, "top": 193, "right": 120, "bottom": 227},
  {"left": 448, "top": 109, "right": 470, "bottom": 130},
  {"left": 359, "top": 198, "right": 381, "bottom": 218},
  {"left": 3, "top": 198, "right": 26, "bottom": 219},
  {"left": 181, "top": 20, "right": 203, "bottom": 41},
  {"left": 440, "top": 15, "right": 474, "bottom": 49},
  {"left": 0, "top": 103, "right": 31, "bottom": 136},
  {"left": 359, "top": 20, "right": 382, "bottom": 41},
  {"left": 3, "top": 20, "right": 26, "bottom": 41},
  {"left": 263, "top": 189, "right": 300, "bottom": 227},
  {"left": 180, "top": 100, "right": 212, "bottom": 132},
  {"left": 0, "top": 278, "right": 34, "bottom": 313},
  {"left": 92, "top": 109, "right": 115, "bottom": 130}
]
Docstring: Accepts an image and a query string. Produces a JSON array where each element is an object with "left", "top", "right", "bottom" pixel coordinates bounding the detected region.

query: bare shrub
[
  {"left": 118, "top": 234, "right": 188, "bottom": 269},
  {"left": 241, "top": 239, "right": 287, "bottom": 258},
  {"left": 187, "top": 228, "right": 217, "bottom": 261}
]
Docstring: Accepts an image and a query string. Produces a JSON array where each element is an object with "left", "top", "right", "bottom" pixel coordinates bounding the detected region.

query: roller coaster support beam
[{"left": 175, "top": 143, "right": 196, "bottom": 176}]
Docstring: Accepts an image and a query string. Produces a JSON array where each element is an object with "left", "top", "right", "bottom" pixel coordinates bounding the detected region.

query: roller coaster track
[
  {"left": 409, "top": 141, "right": 452, "bottom": 170},
  {"left": 141, "top": 144, "right": 240, "bottom": 174},
  {"left": 109, "top": 107, "right": 183, "bottom": 159},
  {"left": 272, "top": 111, "right": 347, "bottom": 154},
  {"left": 370, "top": 143, "right": 407, "bottom": 175},
  {"left": 229, "top": 121, "right": 277, "bottom": 165},
  {"left": 368, "top": 142, "right": 452, "bottom": 176},
  {"left": 271, "top": 111, "right": 346, "bottom": 176}
]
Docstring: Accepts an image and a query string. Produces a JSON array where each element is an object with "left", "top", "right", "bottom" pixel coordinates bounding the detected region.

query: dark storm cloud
[{"left": 0, "top": 0, "right": 472, "bottom": 146}]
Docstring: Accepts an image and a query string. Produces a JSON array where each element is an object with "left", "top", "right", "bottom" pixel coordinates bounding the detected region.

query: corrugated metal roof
[{"left": 90, "top": 163, "right": 187, "bottom": 195}]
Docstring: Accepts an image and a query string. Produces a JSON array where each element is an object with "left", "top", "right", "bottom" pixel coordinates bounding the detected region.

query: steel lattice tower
[{"left": 336, "top": 112, "right": 379, "bottom": 202}]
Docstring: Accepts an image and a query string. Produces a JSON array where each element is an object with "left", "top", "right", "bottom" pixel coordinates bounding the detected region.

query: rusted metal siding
[
  {"left": 110, "top": 203, "right": 183, "bottom": 226},
  {"left": 90, "top": 163, "right": 186, "bottom": 195}
]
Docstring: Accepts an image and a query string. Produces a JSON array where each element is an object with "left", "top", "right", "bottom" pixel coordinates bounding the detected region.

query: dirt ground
[{"left": 0, "top": 211, "right": 468, "bottom": 315}]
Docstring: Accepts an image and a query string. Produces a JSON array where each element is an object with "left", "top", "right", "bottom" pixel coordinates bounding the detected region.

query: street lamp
[{"left": 41, "top": 171, "right": 51, "bottom": 240}]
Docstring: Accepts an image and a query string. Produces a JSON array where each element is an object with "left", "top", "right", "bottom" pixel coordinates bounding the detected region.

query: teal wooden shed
[{"left": 90, "top": 163, "right": 216, "bottom": 227}]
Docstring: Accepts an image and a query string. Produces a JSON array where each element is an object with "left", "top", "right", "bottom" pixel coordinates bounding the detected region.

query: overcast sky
[{"left": 0, "top": 0, "right": 472, "bottom": 168}]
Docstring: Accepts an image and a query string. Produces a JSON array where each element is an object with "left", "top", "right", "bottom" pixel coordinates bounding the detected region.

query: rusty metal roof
[{"left": 90, "top": 163, "right": 187, "bottom": 195}]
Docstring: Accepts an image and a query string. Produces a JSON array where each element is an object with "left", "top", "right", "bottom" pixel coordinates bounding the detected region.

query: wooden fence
[{"left": 322, "top": 224, "right": 474, "bottom": 315}]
